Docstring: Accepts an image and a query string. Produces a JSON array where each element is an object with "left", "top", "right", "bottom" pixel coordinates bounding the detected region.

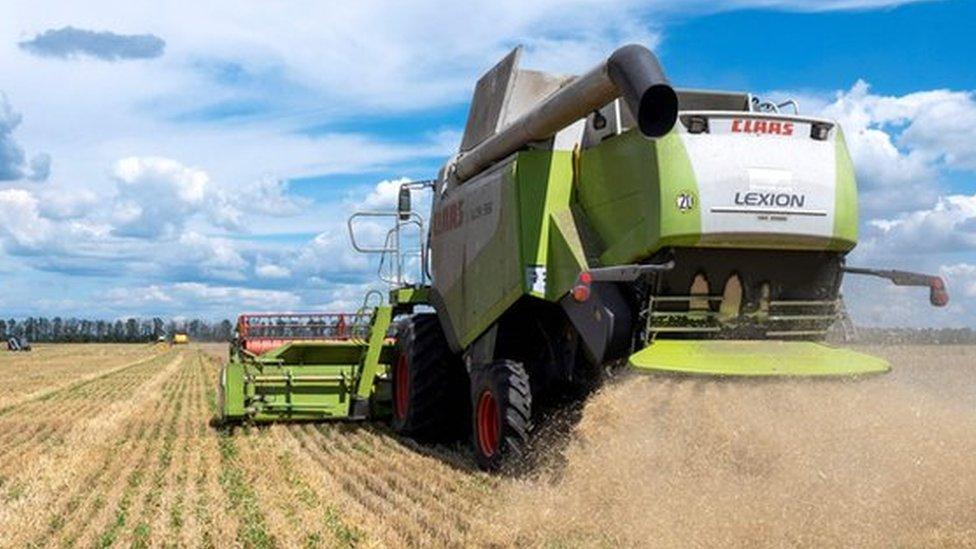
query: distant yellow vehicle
[{"left": 172, "top": 333, "right": 189, "bottom": 345}]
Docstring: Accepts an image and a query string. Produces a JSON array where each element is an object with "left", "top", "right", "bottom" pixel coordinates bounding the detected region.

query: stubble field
[{"left": 0, "top": 343, "right": 973, "bottom": 547}]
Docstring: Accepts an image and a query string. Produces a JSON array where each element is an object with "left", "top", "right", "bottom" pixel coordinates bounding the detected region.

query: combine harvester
[{"left": 220, "top": 44, "right": 948, "bottom": 470}]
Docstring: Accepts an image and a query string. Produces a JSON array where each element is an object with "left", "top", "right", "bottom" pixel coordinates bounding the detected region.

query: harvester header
[{"left": 234, "top": 312, "right": 372, "bottom": 355}]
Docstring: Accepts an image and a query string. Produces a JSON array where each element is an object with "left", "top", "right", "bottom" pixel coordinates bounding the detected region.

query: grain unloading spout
[{"left": 453, "top": 44, "right": 678, "bottom": 182}]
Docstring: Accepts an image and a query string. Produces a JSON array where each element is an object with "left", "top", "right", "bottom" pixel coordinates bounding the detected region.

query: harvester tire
[
  {"left": 470, "top": 360, "right": 531, "bottom": 472},
  {"left": 392, "top": 314, "right": 468, "bottom": 441}
]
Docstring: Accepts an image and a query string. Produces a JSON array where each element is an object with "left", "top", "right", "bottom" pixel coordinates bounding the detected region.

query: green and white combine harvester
[{"left": 220, "top": 44, "right": 948, "bottom": 470}]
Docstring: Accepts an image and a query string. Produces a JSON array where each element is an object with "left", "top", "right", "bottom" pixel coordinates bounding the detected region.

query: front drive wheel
[
  {"left": 470, "top": 360, "right": 532, "bottom": 471},
  {"left": 392, "top": 314, "right": 468, "bottom": 440}
]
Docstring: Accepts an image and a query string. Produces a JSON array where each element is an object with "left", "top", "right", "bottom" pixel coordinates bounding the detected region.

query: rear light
[
  {"left": 681, "top": 115, "right": 709, "bottom": 134},
  {"left": 591, "top": 110, "right": 608, "bottom": 130},
  {"left": 810, "top": 122, "right": 831, "bottom": 141},
  {"left": 929, "top": 277, "right": 949, "bottom": 307},
  {"left": 571, "top": 271, "right": 592, "bottom": 302}
]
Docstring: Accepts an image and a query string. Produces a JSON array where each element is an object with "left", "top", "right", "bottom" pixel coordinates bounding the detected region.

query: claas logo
[
  {"left": 433, "top": 200, "right": 464, "bottom": 235},
  {"left": 731, "top": 118, "right": 794, "bottom": 136}
]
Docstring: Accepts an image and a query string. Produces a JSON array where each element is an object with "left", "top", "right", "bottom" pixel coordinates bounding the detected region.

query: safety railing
[{"left": 347, "top": 180, "right": 433, "bottom": 288}]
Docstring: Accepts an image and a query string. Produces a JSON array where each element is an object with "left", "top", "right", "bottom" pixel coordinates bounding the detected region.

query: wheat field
[{"left": 0, "top": 344, "right": 973, "bottom": 548}]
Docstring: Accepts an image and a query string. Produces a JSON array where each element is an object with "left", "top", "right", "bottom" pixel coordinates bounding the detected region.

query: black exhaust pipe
[{"left": 607, "top": 44, "right": 678, "bottom": 139}]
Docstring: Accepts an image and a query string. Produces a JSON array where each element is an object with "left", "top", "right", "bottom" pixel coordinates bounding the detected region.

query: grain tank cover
[
  {"left": 459, "top": 46, "right": 572, "bottom": 152},
  {"left": 453, "top": 44, "right": 677, "bottom": 182}
]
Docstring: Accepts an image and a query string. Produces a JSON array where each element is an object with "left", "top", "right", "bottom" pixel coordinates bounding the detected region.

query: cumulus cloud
[
  {"left": 0, "top": 167, "right": 411, "bottom": 311},
  {"left": 0, "top": 96, "right": 26, "bottom": 181},
  {"left": 820, "top": 81, "right": 976, "bottom": 215},
  {"left": 111, "top": 156, "right": 212, "bottom": 238},
  {"left": 109, "top": 156, "right": 306, "bottom": 239},
  {"left": 18, "top": 26, "right": 165, "bottom": 61},
  {"left": 294, "top": 229, "right": 369, "bottom": 276},
  {"left": 27, "top": 152, "right": 51, "bottom": 181},
  {"left": 237, "top": 176, "right": 309, "bottom": 217},
  {"left": 941, "top": 264, "right": 976, "bottom": 298},
  {"left": 173, "top": 232, "right": 248, "bottom": 281},
  {"left": 105, "top": 282, "right": 301, "bottom": 312},
  {"left": 0, "top": 189, "right": 53, "bottom": 250},
  {"left": 37, "top": 187, "right": 100, "bottom": 220},
  {"left": 0, "top": 94, "right": 49, "bottom": 182},
  {"left": 255, "top": 262, "right": 291, "bottom": 279},
  {"left": 828, "top": 81, "right": 976, "bottom": 171},
  {"left": 861, "top": 193, "right": 976, "bottom": 254},
  {"left": 359, "top": 176, "right": 431, "bottom": 211}
]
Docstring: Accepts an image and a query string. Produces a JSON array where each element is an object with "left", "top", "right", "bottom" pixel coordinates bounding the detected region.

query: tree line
[
  {"left": 0, "top": 317, "right": 234, "bottom": 343},
  {"left": 2, "top": 317, "right": 973, "bottom": 345}
]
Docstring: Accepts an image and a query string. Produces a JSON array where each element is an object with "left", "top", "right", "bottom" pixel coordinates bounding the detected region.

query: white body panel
[{"left": 678, "top": 112, "right": 838, "bottom": 245}]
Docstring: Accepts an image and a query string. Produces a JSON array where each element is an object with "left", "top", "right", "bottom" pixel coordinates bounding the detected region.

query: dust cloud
[{"left": 491, "top": 345, "right": 976, "bottom": 547}]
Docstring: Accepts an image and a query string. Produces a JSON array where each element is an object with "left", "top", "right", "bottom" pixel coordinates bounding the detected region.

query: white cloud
[
  {"left": 361, "top": 177, "right": 414, "bottom": 211},
  {"left": 111, "top": 156, "right": 212, "bottom": 237},
  {"left": 860, "top": 193, "right": 976, "bottom": 254},
  {"left": 818, "top": 81, "right": 974, "bottom": 215},
  {"left": 293, "top": 225, "right": 369, "bottom": 275},
  {"left": 255, "top": 262, "right": 290, "bottom": 279},
  {"left": 0, "top": 188, "right": 52, "bottom": 249},
  {"left": 173, "top": 231, "right": 247, "bottom": 280},
  {"left": 238, "top": 176, "right": 308, "bottom": 217},
  {"left": 108, "top": 155, "right": 312, "bottom": 239},
  {"left": 0, "top": 93, "right": 49, "bottom": 181},
  {"left": 105, "top": 282, "right": 301, "bottom": 312},
  {"left": 941, "top": 263, "right": 976, "bottom": 299},
  {"left": 836, "top": 82, "right": 976, "bottom": 172}
]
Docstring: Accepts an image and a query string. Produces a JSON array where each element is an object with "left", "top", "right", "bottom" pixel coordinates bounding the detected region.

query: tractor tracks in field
[
  {"left": 0, "top": 349, "right": 276, "bottom": 547},
  {"left": 0, "top": 346, "right": 160, "bottom": 416},
  {"left": 0, "top": 353, "right": 173, "bottom": 474},
  {"left": 15, "top": 350, "right": 242, "bottom": 548},
  {"left": 276, "top": 421, "right": 496, "bottom": 546},
  {"left": 0, "top": 348, "right": 166, "bottom": 418},
  {"left": 0, "top": 351, "right": 186, "bottom": 545}
]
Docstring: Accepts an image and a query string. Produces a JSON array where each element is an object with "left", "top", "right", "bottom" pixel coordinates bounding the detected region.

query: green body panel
[
  {"left": 434, "top": 161, "right": 524, "bottom": 349},
  {"left": 436, "top": 149, "right": 593, "bottom": 347},
  {"left": 831, "top": 127, "right": 859, "bottom": 250},
  {"left": 355, "top": 306, "right": 392, "bottom": 400},
  {"left": 221, "top": 358, "right": 246, "bottom": 418},
  {"left": 463, "top": 162, "right": 523, "bottom": 347},
  {"left": 515, "top": 151, "right": 577, "bottom": 298},
  {"left": 391, "top": 286, "right": 430, "bottom": 306},
  {"left": 219, "top": 306, "right": 395, "bottom": 423},
  {"left": 628, "top": 340, "right": 890, "bottom": 376},
  {"left": 546, "top": 208, "right": 589, "bottom": 299},
  {"left": 577, "top": 131, "right": 701, "bottom": 266}
]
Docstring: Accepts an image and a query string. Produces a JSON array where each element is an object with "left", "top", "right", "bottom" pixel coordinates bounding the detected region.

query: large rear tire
[
  {"left": 470, "top": 360, "right": 532, "bottom": 471},
  {"left": 391, "top": 314, "right": 468, "bottom": 440}
]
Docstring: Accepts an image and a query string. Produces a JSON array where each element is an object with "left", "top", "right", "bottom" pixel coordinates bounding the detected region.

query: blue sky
[{"left": 0, "top": 0, "right": 974, "bottom": 326}]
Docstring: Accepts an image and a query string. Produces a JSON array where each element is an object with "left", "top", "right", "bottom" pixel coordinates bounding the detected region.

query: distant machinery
[{"left": 7, "top": 337, "right": 31, "bottom": 352}]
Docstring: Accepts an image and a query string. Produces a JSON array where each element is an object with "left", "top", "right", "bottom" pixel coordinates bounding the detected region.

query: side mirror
[{"left": 398, "top": 186, "right": 411, "bottom": 220}]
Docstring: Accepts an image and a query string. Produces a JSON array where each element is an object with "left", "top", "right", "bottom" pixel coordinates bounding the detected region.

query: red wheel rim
[
  {"left": 394, "top": 354, "right": 409, "bottom": 420},
  {"left": 476, "top": 390, "right": 500, "bottom": 457}
]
